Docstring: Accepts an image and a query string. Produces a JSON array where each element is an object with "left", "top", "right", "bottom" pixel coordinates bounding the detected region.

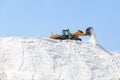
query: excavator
[{"left": 50, "top": 27, "right": 93, "bottom": 41}]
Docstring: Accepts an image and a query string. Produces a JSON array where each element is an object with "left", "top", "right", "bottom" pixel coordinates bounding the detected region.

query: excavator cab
[
  {"left": 61, "top": 29, "right": 71, "bottom": 39},
  {"left": 62, "top": 29, "right": 71, "bottom": 36}
]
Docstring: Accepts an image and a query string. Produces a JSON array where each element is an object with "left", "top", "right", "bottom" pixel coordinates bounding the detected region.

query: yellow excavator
[{"left": 50, "top": 27, "right": 93, "bottom": 41}]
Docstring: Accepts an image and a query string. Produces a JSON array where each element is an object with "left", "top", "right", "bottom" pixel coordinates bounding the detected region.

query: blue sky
[{"left": 0, "top": 0, "right": 120, "bottom": 52}]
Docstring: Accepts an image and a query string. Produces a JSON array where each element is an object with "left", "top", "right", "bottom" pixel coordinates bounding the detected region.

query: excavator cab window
[{"left": 62, "top": 29, "right": 71, "bottom": 36}]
